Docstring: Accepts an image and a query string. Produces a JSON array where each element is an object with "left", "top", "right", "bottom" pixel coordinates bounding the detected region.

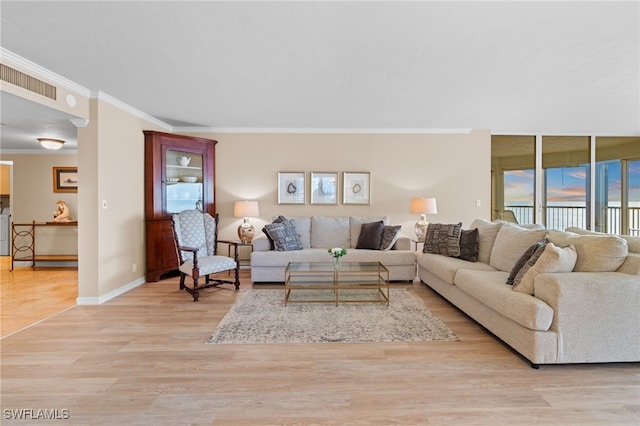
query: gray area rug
[{"left": 206, "top": 289, "right": 458, "bottom": 344}]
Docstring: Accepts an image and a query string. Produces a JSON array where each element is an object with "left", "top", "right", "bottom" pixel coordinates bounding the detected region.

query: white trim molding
[
  {"left": 173, "top": 127, "right": 475, "bottom": 135},
  {"left": 76, "top": 277, "right": 146, "bottom": 305},
  {"left": 0, "top": 47, "right": 91, "bottom": 98}
]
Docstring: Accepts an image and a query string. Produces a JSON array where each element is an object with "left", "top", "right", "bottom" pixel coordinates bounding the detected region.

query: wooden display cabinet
[{"left": 144, "top": 130, "right": 217, "bottom": 282}]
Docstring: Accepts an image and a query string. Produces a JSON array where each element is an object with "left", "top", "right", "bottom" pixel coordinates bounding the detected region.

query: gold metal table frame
[{"left": 284, "top": 261, "right": 390, "bottom": 306}]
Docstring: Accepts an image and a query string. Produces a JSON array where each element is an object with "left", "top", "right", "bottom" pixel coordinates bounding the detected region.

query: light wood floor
[
  {"left": 0, "top": 256, "right": 77, "bottom": 338},
  {"left": 1, "top": 266, "right": 639, "bottom": 425}
]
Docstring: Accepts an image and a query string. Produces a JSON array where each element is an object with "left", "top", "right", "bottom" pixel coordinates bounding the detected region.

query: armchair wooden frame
[{"left": 171, "top": 211, "right": 240, "bottom": 302}]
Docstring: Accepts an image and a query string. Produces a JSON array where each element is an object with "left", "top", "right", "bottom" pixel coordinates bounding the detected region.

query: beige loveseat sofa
[
  {"left": 251, "top": 216, "right": 416, "bottom": 282},
  {"left": 417, "top": 219, "right": 640, "bottom": 367}
]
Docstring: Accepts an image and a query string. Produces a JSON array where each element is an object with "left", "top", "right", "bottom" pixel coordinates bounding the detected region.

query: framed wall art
[
  {"left": 310, "top": 172, "right": 338, "bottom": 205},
  {"left": 53, "top": 167, "right": 78, "bottom": 193},
  {"left": 343, "top": 171, "right": 370, "bottom": 205},
  {"left": 277, "top": 171, "right": 305, "bottom": 204}
]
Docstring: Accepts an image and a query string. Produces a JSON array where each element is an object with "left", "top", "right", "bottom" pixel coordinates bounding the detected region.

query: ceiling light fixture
[{"left": 37, "top": 138, "right": 65, "bottom": 150}]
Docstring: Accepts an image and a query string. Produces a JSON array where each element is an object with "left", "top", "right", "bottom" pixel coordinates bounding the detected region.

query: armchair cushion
[{"left": 178, "top": 255, "right": 237, "bottom": 276}]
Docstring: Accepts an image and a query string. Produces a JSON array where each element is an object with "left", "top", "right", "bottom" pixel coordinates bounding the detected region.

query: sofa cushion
[
  {"left": 423, "top": 222, "right": 462, "bottom": 257},
  {"left": 546, "top": 230, "right": 628, "bottom": 272},
  {"left": 617, "top": 252, "right": 640, "bottom": 275},
  {"left": 263, "top": 222, "right": 303, "bottom": 251},
  {"left": 281, "top": 216, "right": 311, "bottom": 249},
  {"left": 356, "top": 221, "right": 385, "bottom": 249},
  {"left": 379, "top": 225, "right": 402, "bottom": 250},
  {"left": 349, "top": 216, "right": 388, "bottom": 247},
  {"left": 566, "top": 226, "right": 640, "bottom": 253},
  {"left": 417, "top": 251, "right": 497, "bottom": 285},
  {"left": 513, "top": 243, "right": 577, "bottom": 295},
  {"left": 506, "top": 239, "right": 547, "bottom": 285},
  {"left": 454, "top": 269, "right": 554, "bottom": 331},
  {"left": 311, "top": 216, "right": 350, "bottom": 248},
  {"left": 489, "top": 224, "right": 547, "bottom": 272},
  {"left": 457, "top": 228, "right": 479, "bottom": 262},
  {"left": 470, "top": 219, "right": 503, "bottom": 263}
]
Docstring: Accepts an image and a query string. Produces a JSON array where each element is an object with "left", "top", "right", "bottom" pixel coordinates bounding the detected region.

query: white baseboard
[
  {"left": 76, "top": 277, "right": 146, "bottom": 305},
  {"left": 12, "top": 261, "right": 78, "bottom": 268}
]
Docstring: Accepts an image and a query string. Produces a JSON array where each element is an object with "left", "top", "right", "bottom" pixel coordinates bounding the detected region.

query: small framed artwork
[
  {"left": 343, "top": 172, "right": 370, "bottom": 205},
  {"left": 277, "top": 172, "right": 305, "bottom": 204},
  {"left": 310, "top": 172, "right": 338, "bottom": 205},
  {"left": 53, "top": 167, "right": 78, "bottom": 193}
]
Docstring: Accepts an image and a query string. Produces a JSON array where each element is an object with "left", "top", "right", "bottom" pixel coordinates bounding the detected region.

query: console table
[{"left": 11, "top": 221, "right": 78, "bottom": 270}]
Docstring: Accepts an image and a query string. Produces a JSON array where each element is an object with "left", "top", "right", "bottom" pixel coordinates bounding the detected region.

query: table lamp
[
  {"left": 410, "top": 197, "right": 438, "bottom": 241},
  {"left": 234, "top": 200, "right": 260, "bottom": 243}
]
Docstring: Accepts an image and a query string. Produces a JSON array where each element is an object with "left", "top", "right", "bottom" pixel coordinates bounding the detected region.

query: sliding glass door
[{"left": 492, "top": 135, "right": 640, "bottom": 235}]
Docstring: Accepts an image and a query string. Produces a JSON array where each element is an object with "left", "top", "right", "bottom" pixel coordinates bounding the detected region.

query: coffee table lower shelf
[{"left": 284, "top": 261, "right": 390, "bottom": 306}]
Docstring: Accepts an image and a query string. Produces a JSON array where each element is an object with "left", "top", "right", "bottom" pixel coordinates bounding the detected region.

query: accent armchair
[{"left": 171, "top": 210, "right": 240, "bottom": 301}]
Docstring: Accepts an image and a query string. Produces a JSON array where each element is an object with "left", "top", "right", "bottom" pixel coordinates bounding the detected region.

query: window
[
  {"left": 492, "top": 135, "right": 640, "bottom": 235},
  {"left": 491, "top": 136, "right": 536, "bottom": 225}
]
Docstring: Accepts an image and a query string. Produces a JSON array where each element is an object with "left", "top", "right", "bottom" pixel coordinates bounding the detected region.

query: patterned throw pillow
[
  {"left": 262, "top": 215, "right": 295, "bottom": 249},
  {"left": 423, "top": 222, "right": 462, "bottom": 257},
  {"left": 379, "top": 225, "right": 402, "bottom": 250},
  {"left": 356, "top": 221, "right": 385, "bottom": 249},
  {"left": 263, "top": 222, "right": 303, "bottom": 251},
  {"left": 457, "top": 228, "right": 479, "bottom": 262}
]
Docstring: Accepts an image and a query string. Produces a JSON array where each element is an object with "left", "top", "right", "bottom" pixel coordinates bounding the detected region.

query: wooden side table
[{"left": 225, "top": 241, "right": 253, "bottom": 269}]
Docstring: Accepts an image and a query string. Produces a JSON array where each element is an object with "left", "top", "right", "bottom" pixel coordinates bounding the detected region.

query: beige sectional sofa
[
  {"left": 251, "top": 216, "right": 416, "bottom": 282},
  {"left": 417, "top": 219, "right": 640, "bottom": 367}
]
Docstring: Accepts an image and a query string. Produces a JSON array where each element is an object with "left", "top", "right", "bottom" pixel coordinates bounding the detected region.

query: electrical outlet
[
  {"left": 132, "top": 263, "right": 137, "bottom": 272},
  {"left": 476, "top": 199, "right": 481, "bottom": 207}
]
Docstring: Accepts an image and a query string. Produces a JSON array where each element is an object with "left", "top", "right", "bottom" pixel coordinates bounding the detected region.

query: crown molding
[
  {"left": 90, "top": 91, "right": 172, "bottom": 131},
  {"left": 0, "top": 47, "right": 92, "bottom": 98},
  {"left": 172, "top": 127, "right": 474, "bottom": 135},
  {"left": 0, "top": 149, "right": 78, "bottom": 155}
]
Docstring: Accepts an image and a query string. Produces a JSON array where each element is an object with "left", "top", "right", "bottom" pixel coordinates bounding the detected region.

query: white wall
[
  {"left": 2, "top": 92, "right": 492, "bottom": 303},
  {"left": 0, "top": 153, "right": 78, "bottom": 255},
  {"left": 77, "top": 98, "right": 164, "bottom": 300},
  {"left": 187, "top": 131, "right": 492, "bottom": 240}
]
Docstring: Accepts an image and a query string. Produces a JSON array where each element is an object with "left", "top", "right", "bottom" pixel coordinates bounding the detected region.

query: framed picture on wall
[
  {"left": 343, "top": 172, "right": 370, "bottom": 205},
  {"left": 53, "top": 167, "right": 78, "bottom": 193},
  {"left": 277, "top": 171, "right": 305, "bottom": 204},
  {"left": 310, "top": 172, "right": 338, "bottom": 205}
]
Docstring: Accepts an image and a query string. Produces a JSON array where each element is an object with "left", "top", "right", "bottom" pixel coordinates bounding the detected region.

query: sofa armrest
[
  {"left": 392, "top": 234, "right": 412, "bottom": 251},
  {"left": 534, "top": 272, "right": 640, "bottom": 363},
  {"left": 252, "top": 233, "right": 272, "bottom": 252}
]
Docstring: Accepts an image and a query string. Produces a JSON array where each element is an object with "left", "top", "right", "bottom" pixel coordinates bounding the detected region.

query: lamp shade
[
  {"left": 410, "top": 197, "right": 438, "bottom": 215},
  {"left": 233, "top": 200, "right": 260, "bottom": 218},
  {"left": 37, "top": 138, "right": 65, "bottom": 150}
]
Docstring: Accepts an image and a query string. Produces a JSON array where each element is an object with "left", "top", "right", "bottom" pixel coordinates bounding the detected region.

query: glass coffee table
[{"left": 284, "top": 261, "right": 390, "bottom": 306}]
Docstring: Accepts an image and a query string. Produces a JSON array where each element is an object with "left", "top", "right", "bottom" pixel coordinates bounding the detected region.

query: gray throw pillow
[
  {"left": 379, "top": 225, "right": 402, "bottom": 250},
  {"left": 356, "top": 221, "right": 385, "bottom": 249},
  {"left": 457, "top": 228, "right": 479, "bottom": 262},
  {"left": 506, "top": 239, "right": 547, "bottom": 285},
  {"left": 263, "top": 222, "right": 303, "bottom": 251},
  {"left": 423, "top": 222, "right": 462, "bottom": 257},
  {"left": 512, "top": 242, "right": 547, "bottom": 288}
]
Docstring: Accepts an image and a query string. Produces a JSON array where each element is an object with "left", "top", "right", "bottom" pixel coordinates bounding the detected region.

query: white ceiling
[{"left": 1, "top": 1, "right": 638, "bottom": 151}]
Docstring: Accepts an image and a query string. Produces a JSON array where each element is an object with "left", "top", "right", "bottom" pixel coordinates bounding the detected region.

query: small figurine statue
[{"left": 53, "top": 200, "right": 72, "bottom": 223}]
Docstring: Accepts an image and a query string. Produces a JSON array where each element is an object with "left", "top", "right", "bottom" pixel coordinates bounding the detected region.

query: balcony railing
[{"left": 505, "top": 205, "right": 640, "bottom": 235}]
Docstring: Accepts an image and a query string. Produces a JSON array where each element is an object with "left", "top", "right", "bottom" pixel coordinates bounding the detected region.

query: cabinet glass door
[{"left": 165, "top": 149, "right": 204, "bottom": 214}]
